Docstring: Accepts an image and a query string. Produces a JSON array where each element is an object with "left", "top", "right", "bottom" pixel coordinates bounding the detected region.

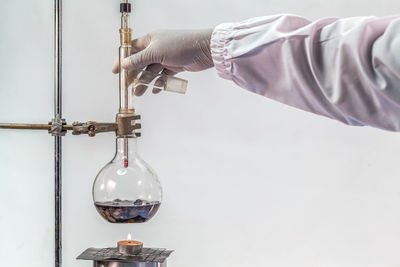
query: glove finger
[
  {"left": 134, "top": 85, "right": 147, "bottom": 96},
  {"left": 131, "top": 34, "right": 151, "bottom": 53},
  {"left": 152, "top": 68, "right": 179, "bottom": 94},
  {"left": 140, "top": 64, "right": 164, "bottom": 83},
  {"left": 121, "top": 48, "right": 157, "bottom": 71},
  {"left": 126, "top": 69, "right": 143, "bottom": 86},
  {"left": 135, "top": 64, "right": 164, "bottom": 96},
  {"left": 152, "top": 89, "right": 162, "bottom": 94},
  {"left": 163, "top": 66, "right": 185, "bottom": 73},
  {"left": 112, "top": 57, "right": 120, "bottom": 74},
  {"left": 112, "top": 35, "right": 150, "bottom": 74},
  {"left": 162, "top": 68, "right": 178, "bottom": 76},
  {"left": 152, "top": 83, "right": 162, "bottom": 94}
]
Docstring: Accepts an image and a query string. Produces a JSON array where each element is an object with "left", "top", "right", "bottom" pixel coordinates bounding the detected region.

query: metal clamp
[
  {"left": 71, "top": 114, "right": 141, "bottom": 137},
  {"left": 49, "top": 114, "right": 67, "bottom": 136},
  {"left": 71, "top": 122, "right": 118, "bottom": 137},
  {"left": 0, "top": 114, "right": 142, "bottom": 137},
  {"left": 116, "top": 113, "right": 141, "bottom": 136}
]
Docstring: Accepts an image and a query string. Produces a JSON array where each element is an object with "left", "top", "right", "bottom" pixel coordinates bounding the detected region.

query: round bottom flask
[{"left": 93, "top": 136, "right": 162, "bottom": 223}]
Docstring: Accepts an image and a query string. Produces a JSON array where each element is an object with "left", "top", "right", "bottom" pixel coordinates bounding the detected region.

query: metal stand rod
[
  {"left": 0, "top": 123, "right": 52, "bottom": 130},
  {"left": 54, "top": 0, "right": 62, "bottom": 266},
  {"left": 55, "top": 136, "right": 62, "bottom": 267},
  {"left": 0, "top": 123, "right": 75, "bottom": 131}
]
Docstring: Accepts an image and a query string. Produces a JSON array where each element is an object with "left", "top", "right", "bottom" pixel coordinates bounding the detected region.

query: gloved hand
[{"left": 112, "top": 29, "right": 214, "bottom": 95}]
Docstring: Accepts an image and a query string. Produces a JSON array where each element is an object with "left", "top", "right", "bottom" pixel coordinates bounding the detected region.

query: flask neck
[{"left": 114, "top": 136, "right": 138, "bottom": 162}]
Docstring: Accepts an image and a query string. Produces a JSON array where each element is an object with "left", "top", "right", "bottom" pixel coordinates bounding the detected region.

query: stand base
[{"left": 94, "top": 261, "right": 167, "bottom": 267}]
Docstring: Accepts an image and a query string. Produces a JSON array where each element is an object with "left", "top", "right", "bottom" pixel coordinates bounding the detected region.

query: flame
[{"left": 127, "top": 233, "right": 132, "bottom": 241}]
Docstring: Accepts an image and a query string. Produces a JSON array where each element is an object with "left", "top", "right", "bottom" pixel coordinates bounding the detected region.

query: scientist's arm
[{"left": 116, "top": 15, "right": 400, "bottom": 131}]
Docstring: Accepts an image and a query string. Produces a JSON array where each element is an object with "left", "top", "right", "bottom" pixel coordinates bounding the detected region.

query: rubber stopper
[{"left": 120, "top": 3, "right": 131, "bottom": 13}]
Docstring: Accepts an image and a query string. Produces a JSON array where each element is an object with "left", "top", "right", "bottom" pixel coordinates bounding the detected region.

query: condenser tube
[
  {"left": 119, "top": 10, "right": 133, "bottom": 113},
  {"left": 119, "top": 1, "right": 134, "bottom": 168}
]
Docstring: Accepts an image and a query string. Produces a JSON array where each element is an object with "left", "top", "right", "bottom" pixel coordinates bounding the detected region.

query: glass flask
[{"left": 93, "top": 136, "right": 162, "bottom": 223}]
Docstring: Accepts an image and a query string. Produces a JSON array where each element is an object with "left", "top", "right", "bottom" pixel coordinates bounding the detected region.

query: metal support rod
[
  {"left": 0, "top": 123, "right": 52, "bottom": 130},
  {"left": 54, "top": 0, "right": 62, "bottom": 266},
  {"left": 0, "top": 123, "right": 74, "bottom": 131},
  {"left": 55, "top": 1, "right": 62, "bottom": 117}
]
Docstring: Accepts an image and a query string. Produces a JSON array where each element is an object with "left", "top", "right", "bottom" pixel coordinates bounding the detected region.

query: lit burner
[
  {"left": 117, "top": 234, "right": 143, "bottom": 255},
  {"left": 77, "top": 238, "right": 173, "bottom": 267}
]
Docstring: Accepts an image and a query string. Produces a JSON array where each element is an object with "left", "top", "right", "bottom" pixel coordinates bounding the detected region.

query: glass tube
[
  {"left": 118, "top": 5, "right": 134, "bottom": 172},
  {"left": 119, "top": 11, "right": 133, "bottom": 112}
]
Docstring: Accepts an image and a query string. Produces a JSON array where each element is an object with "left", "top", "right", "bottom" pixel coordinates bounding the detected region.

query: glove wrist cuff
[{"left": 210, "top": 23, "right": 234, "bottom": 80}]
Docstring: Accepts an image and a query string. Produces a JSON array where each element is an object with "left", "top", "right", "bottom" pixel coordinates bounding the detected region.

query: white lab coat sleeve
[{"left": 210, "top": 14, "right": 400, "bottom": 131}]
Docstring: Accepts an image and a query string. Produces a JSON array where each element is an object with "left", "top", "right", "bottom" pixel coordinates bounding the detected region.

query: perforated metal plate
[{"left": 77, "top": 247, "right": 173, "bottom": 263}]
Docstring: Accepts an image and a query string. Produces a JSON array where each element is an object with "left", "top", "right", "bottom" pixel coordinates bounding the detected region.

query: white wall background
[{"left": 1, "top": 0, "right": 400, "bottom": 267}]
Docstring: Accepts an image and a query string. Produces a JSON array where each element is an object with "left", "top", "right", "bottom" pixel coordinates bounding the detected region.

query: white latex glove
[{"left": 112, "top": 29, "right": 214, "bottom": 95}]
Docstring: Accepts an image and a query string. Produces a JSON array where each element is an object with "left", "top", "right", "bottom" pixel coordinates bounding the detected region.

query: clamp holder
[
  {"left": 0, "top": 113, "right": 141, "bottom": 138},
  {"left": 116, "top": 113, "right": 141, "bottom": 136},
  {"left": 72, "top": 122, "right": 118, "bottom": 137},
  {"left": 49, "top": 114, "right": 67, "bottom": 136}
]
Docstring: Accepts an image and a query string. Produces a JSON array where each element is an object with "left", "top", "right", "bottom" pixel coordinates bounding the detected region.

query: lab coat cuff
[{"left": 211, "top": 23, "right": 234, "bottom": 80}]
